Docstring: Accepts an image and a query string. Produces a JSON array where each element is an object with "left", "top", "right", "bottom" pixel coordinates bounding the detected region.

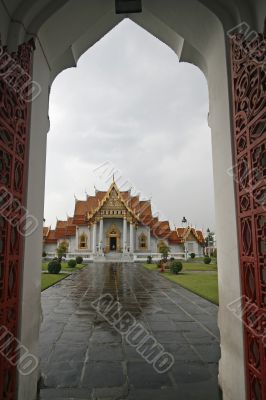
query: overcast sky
[{"left": 44, "top": 19, "right": 215, "bottom": 232}]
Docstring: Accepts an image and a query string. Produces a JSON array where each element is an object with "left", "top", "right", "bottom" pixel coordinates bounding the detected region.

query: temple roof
[
  {"left": 43, "top": 227, "right": 57, "bottom": 244},
  {"left": 43, "top": 181, "right": 205, "bottom": 245},
  {"left": 176, "top": 227, "right": 205, "bottom": 244}
]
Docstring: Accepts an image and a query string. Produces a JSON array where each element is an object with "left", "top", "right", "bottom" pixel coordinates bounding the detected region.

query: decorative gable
[
  {"left": 187, "top": 232, "right": 197, "bottom": 241},
  {"left": 101, "top": 188, "right": 127, "bottom": 212},
  {"left": 87, "top": 182, "right": 139, "bottom": 222}
]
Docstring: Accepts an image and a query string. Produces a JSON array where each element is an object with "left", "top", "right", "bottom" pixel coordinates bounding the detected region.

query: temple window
[
  {"left": 79, "top": 233, "right": 88, "bottom": 249},
  {"left": 139, "top": 233, "right": 147, "bottom": 250}
]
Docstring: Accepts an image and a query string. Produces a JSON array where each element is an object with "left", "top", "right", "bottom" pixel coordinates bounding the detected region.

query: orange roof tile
[
  {"left": 46, "top": 182, "right": 205, "bottom": 246},
  {"left": 175, "top": 226, "right": 204, "bottom": 244},
  {"left": 44, "top": 229, "right": 57, "bottom": 244}
]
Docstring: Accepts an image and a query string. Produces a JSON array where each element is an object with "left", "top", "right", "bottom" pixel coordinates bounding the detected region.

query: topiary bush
[
  {"left": 76, "top": 256, "right": 83, "bottom": 264},
  {"left": 48, "top": 259, "right": 61, "bottom": 274},
  {"left": 204, "top": 256, "right": 211, "bottom": 264},
  {"left": 170, "top": 260, "right": 183, "bottom": 274},
  {"left": 190, "top": 252, "right": 195, "bottom": 259},
  {"left": 42, "top": 251, "right": 46, "bottom": 257},
  {"left": 68, "top": 259, "right": 77, "bottom": 268}
]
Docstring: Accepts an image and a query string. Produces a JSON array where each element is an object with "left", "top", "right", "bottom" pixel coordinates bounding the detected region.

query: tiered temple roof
[{"left": 43, "top": 182, "right": 205, "bottom": 246}]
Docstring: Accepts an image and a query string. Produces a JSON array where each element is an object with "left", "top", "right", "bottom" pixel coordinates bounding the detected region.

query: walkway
[{"left": 39, "top": 263, "right": 221, "bottom": 400}]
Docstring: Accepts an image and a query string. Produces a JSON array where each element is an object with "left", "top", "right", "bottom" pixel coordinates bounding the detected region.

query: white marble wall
[
  {"left": 136, "top": 225, "right": 150, "bottom": 251},
  {"left": 76, "top": 226, "right": 91, "bottom": 251},
  {"left": 43, "top": 243, "right": 57, "bottom": 254}
]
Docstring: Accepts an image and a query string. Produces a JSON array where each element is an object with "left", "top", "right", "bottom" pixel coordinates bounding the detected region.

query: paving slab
[{"left": 39, "top": 262, "right": 220, "bottom": 399}]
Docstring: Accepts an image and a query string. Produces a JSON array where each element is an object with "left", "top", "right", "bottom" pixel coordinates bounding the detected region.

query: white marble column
[
  {"left": 147, "top": 228, "right": 151, "bottom": 251},
  {"left": 123, "top": 218, "right": 127, "bottom": 253},
  {"left": 129, "top": 222, "right": 134, "bottom": 253},
  {"left": 99, "top": 218, "right": 103, "bottom": 254},
  {"left": 92, "top": 223, "right": 97, "bottom": 254},
  {"left": 76, "top": 227, "right": 79, "bottom": 250}
]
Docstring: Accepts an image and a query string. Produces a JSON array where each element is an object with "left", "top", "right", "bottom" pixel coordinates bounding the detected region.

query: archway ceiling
[{"left": 3, "top": 0, "right": 264, "bottom": 81}]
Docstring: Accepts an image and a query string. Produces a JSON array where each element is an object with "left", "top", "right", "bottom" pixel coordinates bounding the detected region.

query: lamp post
[
  {"left": 182, "top": 217, "right": 187, "bottom": 227},
  {"left": 206, "top": 228, "right": 210, "bottom": 256}
]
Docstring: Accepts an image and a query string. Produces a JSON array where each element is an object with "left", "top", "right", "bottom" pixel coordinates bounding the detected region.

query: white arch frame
[{"left": 1, "top": 2, "right": 265, "bottom": 399}]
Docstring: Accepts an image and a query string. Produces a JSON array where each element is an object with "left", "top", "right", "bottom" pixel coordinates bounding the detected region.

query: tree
[
  {"left": 56, "top": 241, "right": 68, "bottom": 258},
  {"left": 158, "top": 242, "right": 170, "bottom": 261}
]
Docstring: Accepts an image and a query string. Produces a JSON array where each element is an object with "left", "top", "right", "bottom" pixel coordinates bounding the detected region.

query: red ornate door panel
[
  {"left": 230, "top": 23, "right": 266, "bottom": 400},
  {"left": 0, "top": 41, "right": 34, "bottom": 400}
]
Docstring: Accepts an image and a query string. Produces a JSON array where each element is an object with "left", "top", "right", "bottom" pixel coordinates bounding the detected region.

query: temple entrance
[
  {"left": 110, "top": 237, "right": 117, "bottom": 251},
  {"left": 106, "top": 224, "right": 121, "bottom": 252}
]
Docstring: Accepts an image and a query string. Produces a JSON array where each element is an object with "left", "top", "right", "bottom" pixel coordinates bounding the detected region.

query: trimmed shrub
[
  {"left": 76, "top": 256, "right": 83, "bottom": 264},
  {"left": 68, "top": 259, "right": 77, "bottom": 268},
  {"left": 169, "top": 257, "right": 175, "bottom": 262},
  {"left": 190, "top": 252, "right": 195, "bottom": 259},
  {"left": 170, "top": 260, "right": 183, "bottom": 274},
  {"left": 147, "top": 255, "right": 152, "bottom": 264},
  {"left": 42, "top": 251, "right": 46, "bottom": 257},
  {"left": 204, "top": 256, "right": 212, "bottom": 264},
  {"left": 48, "top": 259, "right": 61, "bottom": 274}
]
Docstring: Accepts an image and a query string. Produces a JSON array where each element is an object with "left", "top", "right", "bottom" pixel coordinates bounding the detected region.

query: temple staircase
[{"left": 93, "top": 252, "right": 134, "bottom": 263}]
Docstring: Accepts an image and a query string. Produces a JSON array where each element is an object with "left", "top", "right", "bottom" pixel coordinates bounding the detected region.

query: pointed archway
[{"left": 0, "top": 2, "right": 265, "bottom": 399}]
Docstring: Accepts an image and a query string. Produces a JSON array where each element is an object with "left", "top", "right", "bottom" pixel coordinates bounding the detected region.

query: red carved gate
[
  {"left": 0, "top": 41, "right": 34, "bottom": 399},
  {"left": 230, "top": 24, "right": 266, "bottom": 400}
]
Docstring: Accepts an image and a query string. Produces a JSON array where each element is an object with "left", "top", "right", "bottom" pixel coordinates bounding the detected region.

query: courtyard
[{"left": 39, "top": 263, "right": 221, "bottom": 400}]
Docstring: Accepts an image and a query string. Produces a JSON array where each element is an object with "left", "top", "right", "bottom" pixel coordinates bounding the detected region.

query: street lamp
[{"left": 182, "top": 217, "right": 187, "bottom": 226}]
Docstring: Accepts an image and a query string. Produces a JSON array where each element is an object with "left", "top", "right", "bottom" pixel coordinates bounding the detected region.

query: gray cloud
[{"left": 44, "top": 19, "right": 214, "bottom": 233}]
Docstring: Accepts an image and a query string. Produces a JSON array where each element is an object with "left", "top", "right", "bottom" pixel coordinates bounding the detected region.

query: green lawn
[
  {"left": 42, "top": 262, "right": 85, "bottom": 273},
  {"left": 144, "top": 262, "right": 217, "bottom": 272},
  {"left": 181, "top": 262, "right": 217, "bottom": 271},
  {"left": 41, "top": 262, "right": 86, "bottom": 291},
  {"left": 163, "top": 272, "right": 219, "bottom": 305},
  {"left": 41, "top": 273, "right": 68, "bottom": 291},
  {"left": 143, "top": 263, "right": 219, "bottom": 305}
]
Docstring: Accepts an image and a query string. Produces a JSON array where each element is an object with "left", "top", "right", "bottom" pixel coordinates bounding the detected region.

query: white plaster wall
[
  {"left": 150, "top": 236, "right": 158, "bottom": 253},
  {"left": 43, "top": 243, "right": 56, "bottom": 253},
  {"left": 17, "top": 41, "right": 50, "bottom": 400},
  {"left": 198, "top": 245, "right": 204, "bottom": 256},
  {"left": 207, "top": 50, "right": 246, "bottom": 400},
  {"left": 186, "top": 241, "right": 199, "bottom": 255},
  {"left": 66, "top": 236, "right": 75, "bottom": 252},
  {"left": 169, "top": 244, "right": 183, "bottom": 253}
]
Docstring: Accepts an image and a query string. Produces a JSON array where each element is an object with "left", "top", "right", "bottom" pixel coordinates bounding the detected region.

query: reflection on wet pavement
[{"left": 39, "top": 263, "right": 221, "bottom": 400}]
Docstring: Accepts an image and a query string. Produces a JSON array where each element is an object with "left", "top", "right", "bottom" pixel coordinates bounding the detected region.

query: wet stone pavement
[{"left": 39, "top": 263, "right": 221, "bottom": 400}]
